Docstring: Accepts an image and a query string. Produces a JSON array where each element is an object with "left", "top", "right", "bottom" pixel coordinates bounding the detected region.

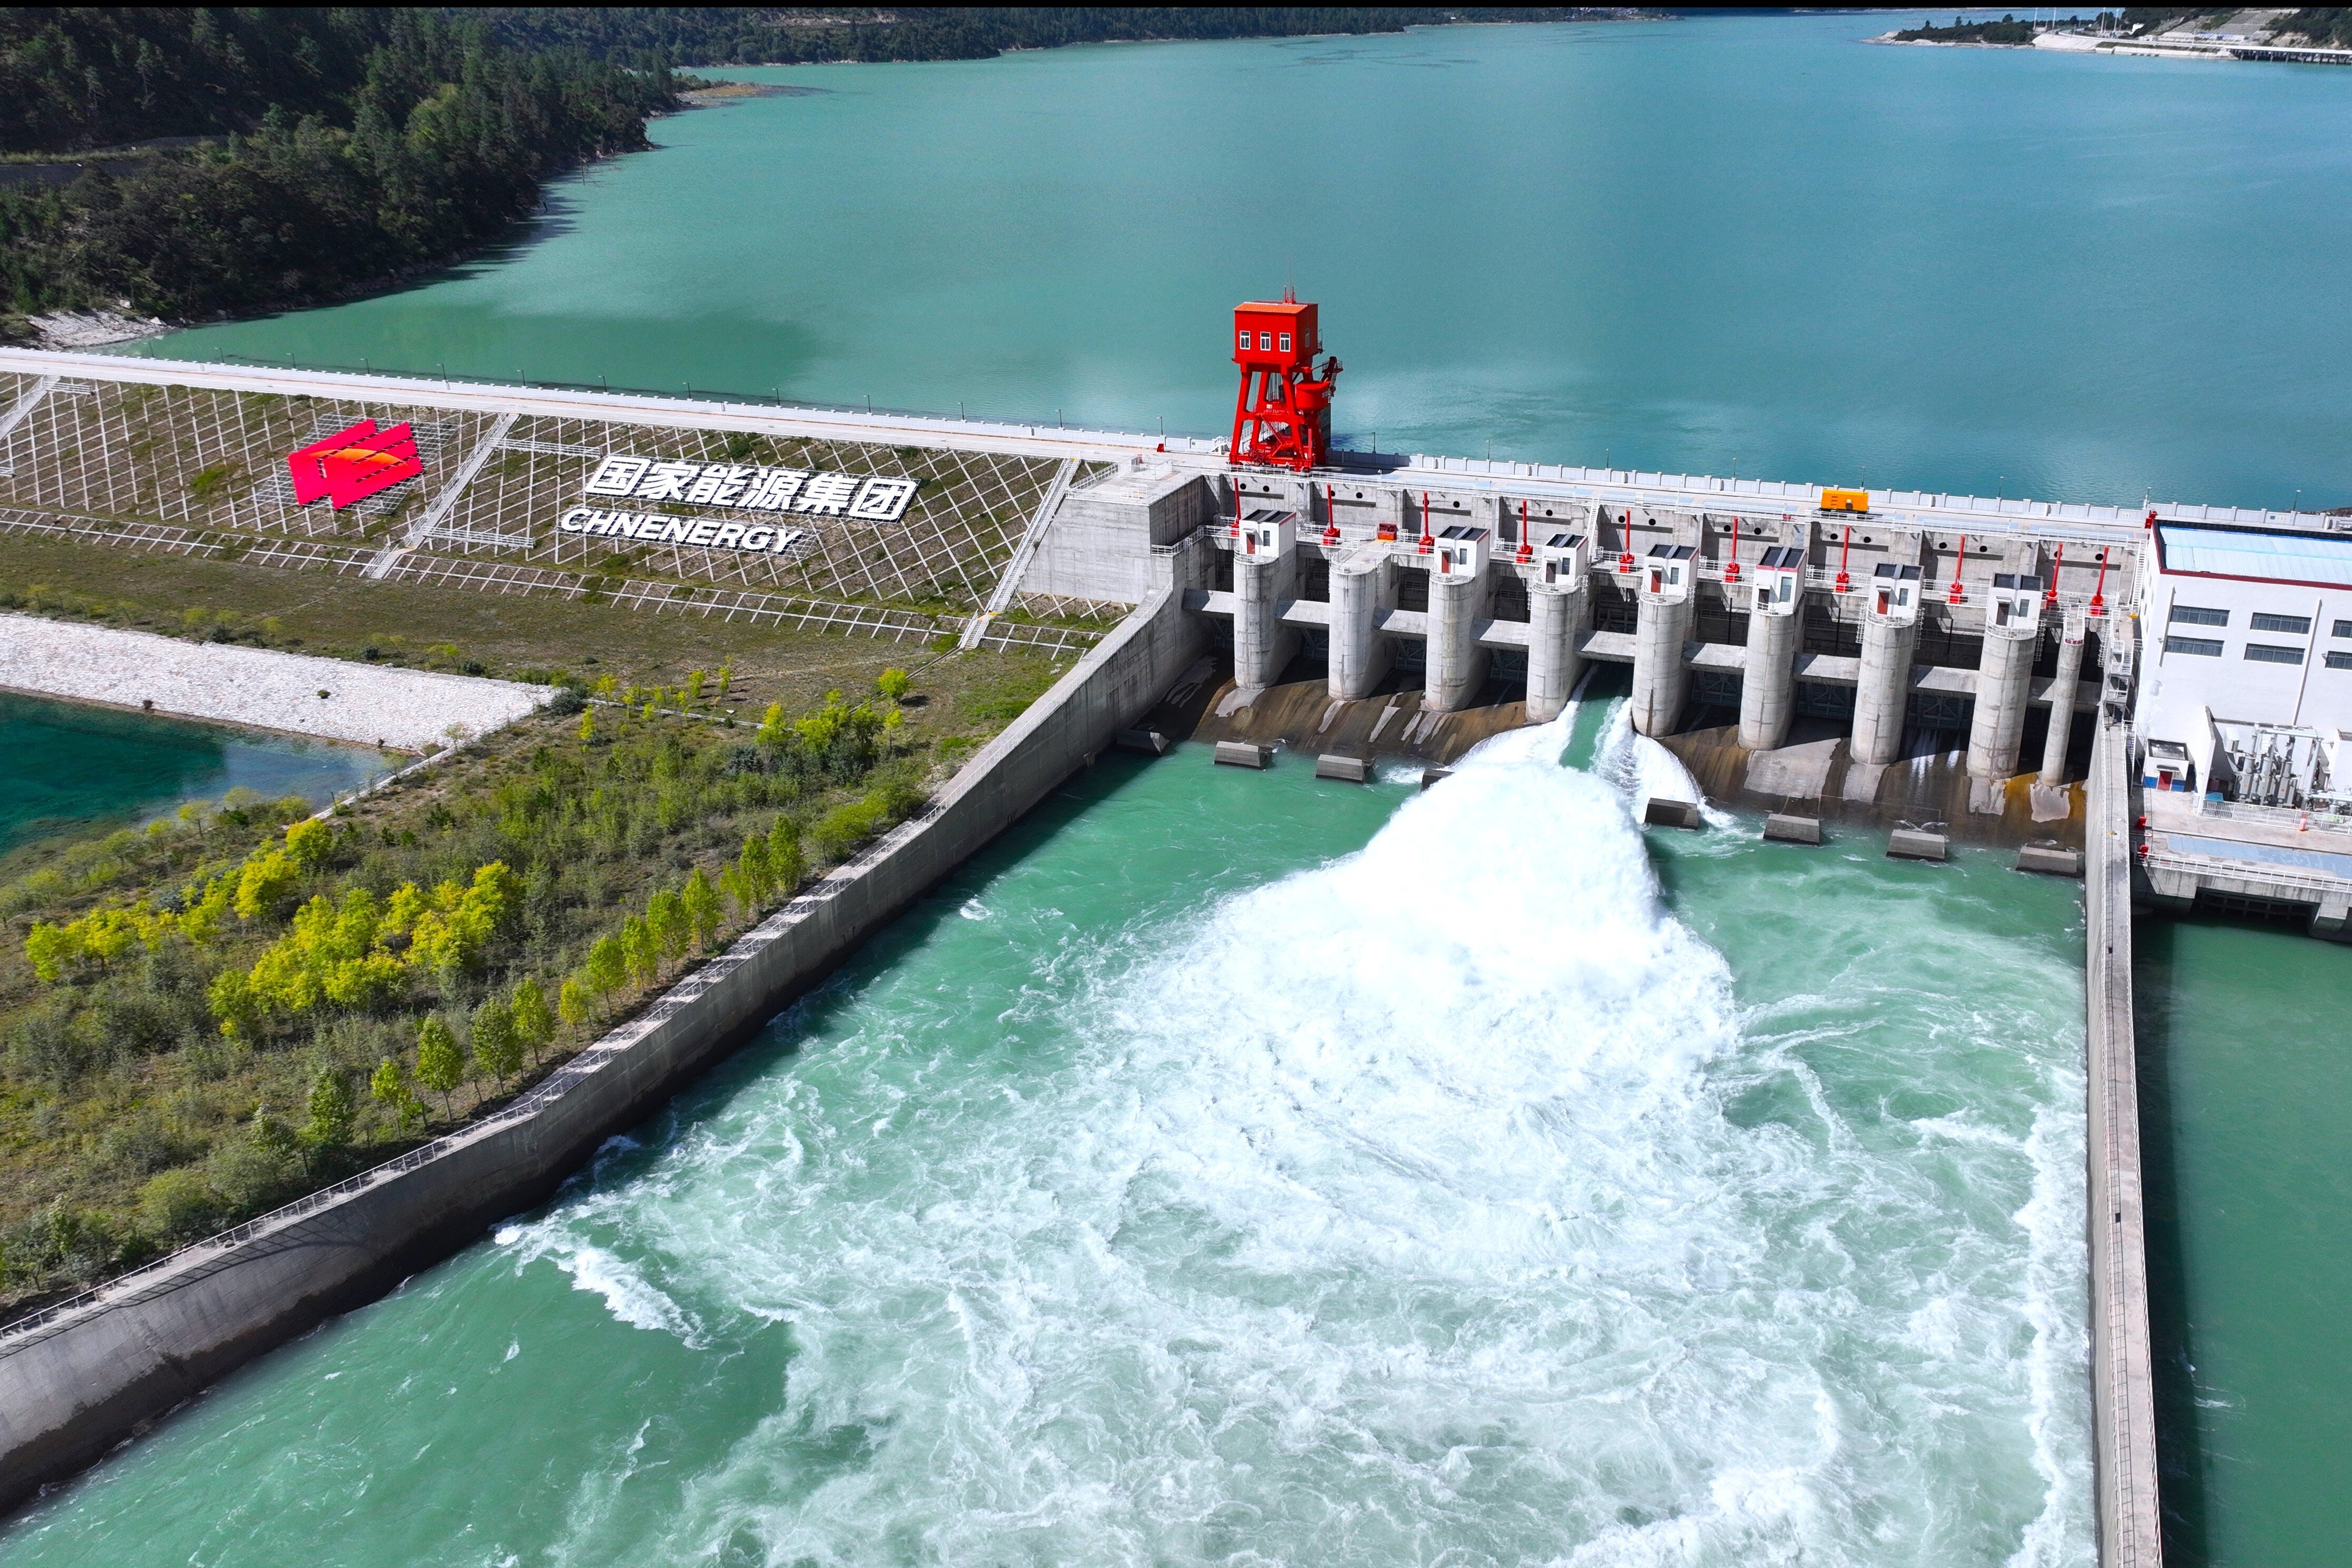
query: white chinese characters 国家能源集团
[{"left": 583, "top": 456, "right": 917, "bottom": 521}]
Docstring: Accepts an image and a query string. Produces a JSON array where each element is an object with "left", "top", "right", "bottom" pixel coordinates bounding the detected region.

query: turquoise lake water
[
  {"left": 139, "top": 13, "right": 2352, "bottom": 512},
  {"left": 0, "top": 691, "right": 390, "bottom": 868},
  {"left": 49, "top": 12, "right": 2352, "bottom": 1561}
]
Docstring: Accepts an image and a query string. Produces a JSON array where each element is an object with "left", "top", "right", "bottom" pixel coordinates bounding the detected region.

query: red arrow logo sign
[{"left": 286, "top": 419, "right": 422, "bottom": 509}]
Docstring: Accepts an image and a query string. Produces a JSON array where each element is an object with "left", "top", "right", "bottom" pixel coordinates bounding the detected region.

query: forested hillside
[
  {"left": 475, "top": 7, "right": 1612, "bottom": 65},
  {"left": 0, "top": 9, "right": 677, "bottom": 326}
]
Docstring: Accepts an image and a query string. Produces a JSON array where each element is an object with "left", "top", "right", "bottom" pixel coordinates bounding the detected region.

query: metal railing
[
  {"left": 2188, "top": 798, "right": 2352, "bottom": 835},
  {"left": 2140, "top": 849, "right": 2352, "bottom": 901}
]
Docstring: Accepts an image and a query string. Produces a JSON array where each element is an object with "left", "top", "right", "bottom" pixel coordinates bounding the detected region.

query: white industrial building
[{"left": 2135, "top": 523, "right": 2352, "bottom": 806}]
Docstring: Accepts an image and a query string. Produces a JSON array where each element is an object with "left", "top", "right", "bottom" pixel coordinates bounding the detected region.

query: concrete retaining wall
[
  {"left": 0, "top": 584, "right": 1206, "bottom": 1514},
  {"left": 2085, "top": 716, "right": 2164, "bottom": 1567}
]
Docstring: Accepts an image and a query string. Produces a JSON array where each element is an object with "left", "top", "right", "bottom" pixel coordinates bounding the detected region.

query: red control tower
[{"left": 1229, "top": 291, "right": 1341, "bottom": 472}]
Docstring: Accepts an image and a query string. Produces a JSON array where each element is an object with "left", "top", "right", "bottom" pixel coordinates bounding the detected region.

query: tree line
[
  {"left": 473, "top": 7, "right": 1623, "bottom": 67},
  {"left": 0, "top": 8, "right": 678, "bottom": 323}
]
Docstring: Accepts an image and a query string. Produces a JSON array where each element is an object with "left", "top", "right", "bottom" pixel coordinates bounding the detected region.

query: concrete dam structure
[
  {"left": 5, "top": 332, "right": 2352, "bottom": 1568},
  {"left": 1040, "top": 462, "right": 2132, "bottom": 828}
]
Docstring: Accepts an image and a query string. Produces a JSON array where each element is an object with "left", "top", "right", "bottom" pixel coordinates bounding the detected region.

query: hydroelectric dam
[{"left": 3, "top": 311, "right": 2351, "bottom": 1567}]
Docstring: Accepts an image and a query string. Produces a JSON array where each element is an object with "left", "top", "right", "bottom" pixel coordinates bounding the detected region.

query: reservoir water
[
  {"left": 41, "top": 12, "right": 2352, "bottom": 1561},
  {"left": 0, "top": 707, "right": 2093, "bottom": 1565},
  {"left": 0, "top": 691, "right": 390, "bottom": 869},
  {"left": 2134, "top": 922, "right": 2352, "bottom": 1567},
  {"left": 134, "top": 13, "right": 2352, "bottom": 512}
]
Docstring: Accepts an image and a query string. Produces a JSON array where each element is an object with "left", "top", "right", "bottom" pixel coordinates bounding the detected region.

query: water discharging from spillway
[{"left": 0, "top": 696, "right": 2093, "bottom": 1567}]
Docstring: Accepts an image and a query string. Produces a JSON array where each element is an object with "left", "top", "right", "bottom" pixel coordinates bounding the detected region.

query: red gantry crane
[{"left": 1229, "top": 291, "right": 1342, "bottom": 472}]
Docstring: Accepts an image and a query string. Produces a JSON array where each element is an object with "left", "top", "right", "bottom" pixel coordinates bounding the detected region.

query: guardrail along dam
[{"left": 2, "top": 301, "right": 2349, "bottom": 1568}]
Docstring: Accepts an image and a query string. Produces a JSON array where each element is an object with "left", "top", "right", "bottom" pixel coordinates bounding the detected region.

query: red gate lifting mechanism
[
  {"left": 1835, "top": 523, "right": 1854, "bottom": 595},
  {"left": 2089, "top": 548, "right": 2110, "bottom": 616},
  {"left": 1324, "top": 484, "right": 1339, "bottom": 545},
  {"left": 1228, "top": 291, "right": 1342, "bottom": 473},
  {"left": 1948, "top": 535, "right": 1968, "bottom": 604},
  {"left": 1229, "top": 480, "right": 1242, "bottom": 539},
  {"left": 1517, "top": 500, "right": 1533, "bottom": 563},
  {"left": 2045, "top": 542, "right": 2063, "bottom": 608},
  {"left": 1418, "top": 493, "right": 1434, "bottom": 553},
  {"left": 1609, "top": 508, "right": 1634, "bottom": 576},
  {"left": 1723, "top": 516, "right": 1742, "bottom": 585}
]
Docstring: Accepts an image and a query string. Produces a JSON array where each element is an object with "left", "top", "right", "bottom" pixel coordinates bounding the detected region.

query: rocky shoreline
[{"left": 0, "top": 613, "right": 549, "bottom": 751}]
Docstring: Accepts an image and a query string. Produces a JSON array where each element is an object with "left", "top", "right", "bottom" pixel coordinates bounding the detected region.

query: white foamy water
[{"left": 484, "top": 704, "right": 2089, "bottom": 1567}]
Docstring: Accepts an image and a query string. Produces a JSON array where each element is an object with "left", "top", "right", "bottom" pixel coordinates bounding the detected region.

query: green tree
[
  {"left": 370, "top": 1054, "right": 423, "bottom": 1134},
  {"left": 620, "top": 915, "right": 658, "bottom": 988},
  {"left": 681, "top": 867, "right": 722, "bottom": 951},
  {"left": 511, "top": 977, "right": 554, "bottom": 1065},
  {"left": 414, "top": 1015, "right": 465, "bottom": 1119},
  {"left": 715, "top": 664, "right": 733, "bottom": 701},
  {"left": 877, "top": 667, "right": 910, "bottom": 703},
  {"left": 585, "top": 934, "right": 628, "bottom": 998},
  {"left": 285, "top": 817, "right": 334, "bottom": 872},
  {"left": 301, "top": 1068, "right": 354, "bottom": 1155},
  {"left": 768, "top": 816, "right": 805, "bottom": 895},
  {"left": 686, "top": 669, "right": 706, "bottom": 703},
  {"left": 471, "top": 997, "right": 522, "bottom": 1090},
  {"left": 741, "top": 833, "right": 775, "bottom": 903},
  {"left": 646, "top": 889, "right": 686, "bottom": 968},
  {"left": 250, "top": 1103, "right": 300, "bottom": 1163},
  {"left": 558, "top": 975, "right": 593, "bottom": 1034}
]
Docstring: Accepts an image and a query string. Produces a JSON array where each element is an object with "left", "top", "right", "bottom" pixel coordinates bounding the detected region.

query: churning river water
[
  {"left": 0, "top": 701, "right": 2093, "bottom": 1566},
  {"left": 44, "top": 12, "right": 2352, "bottom": 1563}
]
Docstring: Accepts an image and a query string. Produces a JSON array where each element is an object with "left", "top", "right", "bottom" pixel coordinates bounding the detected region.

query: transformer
[{"left": 1229, "top": 292, "right": 1342, "bottom": 471}]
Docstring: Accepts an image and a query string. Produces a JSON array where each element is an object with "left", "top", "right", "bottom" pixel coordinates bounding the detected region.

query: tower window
[
  {"left": 1238, "top": 329, "right": 1250, "bottom": 350},
  {"left": 1279, "top": 333, "right": 1292, "bottom": 352},
  {"left": 1258, "top": 332, "right": 1271, "bottom": 351}
]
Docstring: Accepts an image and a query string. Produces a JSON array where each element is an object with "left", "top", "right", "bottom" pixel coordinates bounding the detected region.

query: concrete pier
[
  {"left": 1850, "top": 611, "right": 1918, "bottom": 766},
  {"left": 1232, "top": 548, "right": 1297, "bottom": 689},
  {"left": 1525, "top": 579, "right": 1586, "bottom": 722},
  {"left": 1328, "top": 551, "right": 1394, "bottom": 700},
  {"left": 1968, "top": 625, "right": 2038, "bottom": 780},
  {"left": 1630, "top": 590, "right": 1694, "bottom": 736},
  {"left": 2041, "top": 625, "right": 2086, "bottom": 785},
  {"left": 2087, "top": 717, "right": 2164, "bottom": 1567},
  {"left": 1424, "top": 564, "right": 1491, "bottom": 713},
  {"left": 1739, "top": 607, "right": 1799, "bottom": 751}
]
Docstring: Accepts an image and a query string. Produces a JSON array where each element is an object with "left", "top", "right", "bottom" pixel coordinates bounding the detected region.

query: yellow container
[{"left": 1820, "top": 488, "right": 1870, "bottom": 514}]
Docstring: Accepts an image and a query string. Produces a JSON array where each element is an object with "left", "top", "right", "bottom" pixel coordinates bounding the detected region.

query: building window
[
  {"left": 2333, "top": 619, "right": 2352, "bottom": 639},
  {"left": 2328, "top": 650, "right": 2352, "bottom": 670},
  {"left": 2163, "top": 635, "right": 2223, "bottom": 657},
  {"left": 2244, "top": 643, "right": 2304, "bottom": 665},
  {"left": 2250, "top": 612, "right": 2312, "bottom": 635},
  {"left": 1238, "top": 329, "right": 1250, "bottom": 351},
  {"left": 1258, "top": 332, "right": 1272, "bottom": 351},
  {"left": 2168, "top": 604, "right": 2228, "bottom": 627},
  {"left": 1278, "top": 333, "right": 1291, "bottom": 352}
]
